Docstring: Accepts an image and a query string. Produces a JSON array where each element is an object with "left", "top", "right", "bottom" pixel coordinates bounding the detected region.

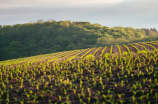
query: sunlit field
[{"left": 0, "top": 41, "right": 158, "bottom": 104}]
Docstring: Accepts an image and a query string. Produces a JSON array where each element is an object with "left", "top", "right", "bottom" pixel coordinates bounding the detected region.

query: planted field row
[
  {"left": 67, "top": 42, "right": 158, "bottom": 59},
  {"left": 0, "top": 49, "right": 158, "bottom": 104},
  {"left": 1, "top": 41, "right": 158, "bottom": 66},
  {"left": 0, "top": 41, "right": 158, "bottom": 104}
]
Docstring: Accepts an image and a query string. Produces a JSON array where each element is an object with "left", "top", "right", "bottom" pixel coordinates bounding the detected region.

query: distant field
[
  {"left": 1, "top": 41, "right": 158, "bottom": 65},
  {"left": 0, "top": 41, "right": 158, "bottom": 104}
]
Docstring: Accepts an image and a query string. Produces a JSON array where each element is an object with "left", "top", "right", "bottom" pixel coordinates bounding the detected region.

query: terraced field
[{"left": 0, "top": 41, "right": 158, "bottom": 104}]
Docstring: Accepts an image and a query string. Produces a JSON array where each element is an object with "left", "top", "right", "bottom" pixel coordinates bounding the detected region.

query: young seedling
[
  {"left": 118, "top": 94, "right": 121, "bottom": 99},
  {"left": 132, "top": 95, "right": 135, "bottom": 102},
  {"left": 155, "top": 93, "right": 158, "bottom": 100}
]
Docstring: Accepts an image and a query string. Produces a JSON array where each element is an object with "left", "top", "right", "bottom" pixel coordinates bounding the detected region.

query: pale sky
[{"left": 0, "top": 0, "right": 158, "bottom": 30}]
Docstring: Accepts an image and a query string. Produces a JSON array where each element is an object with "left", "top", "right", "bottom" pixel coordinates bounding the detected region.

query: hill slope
[
  {"left": 1, "top": 41, "right": 158, "bottom": 65},
  {"left": 0, "top": 19, "right": 158, "bottom": 61},
  {"left": 0, "top": 41, "right": 158, "bottom": 104}
]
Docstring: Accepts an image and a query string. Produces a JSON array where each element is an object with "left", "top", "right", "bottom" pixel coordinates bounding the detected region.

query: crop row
[
  {"left": 1, "top": 41, "right": 158, "bottom": 66},
  {"left": 0, "top": 47, "right": 158, "bottom": 103}
]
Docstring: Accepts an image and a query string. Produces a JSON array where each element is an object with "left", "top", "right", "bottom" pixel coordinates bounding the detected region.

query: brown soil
[
  {"left": 88, "top": 48, "right": 98, "bottom": 55},
  {"left": 95, "top": 47, "right": 104, "bottom": 57},
  {"left": 2, "top": 42, "right": 158, "bottom": 104},
  {"left": 126, "top": 45, "right": 137, "bottom": 53},
  {"left": 120, "top": 45, "right": 128, "bottom": 53},
  {"left": 104, "top": 46, "right": 110, "bottom": 54},
  {"left": 112, "top": 45, "right": 119, "bottom": 54},
  {"left": 146, "top": 42, "right": 158, "bottom": 49},
  {"left": 1, "top": 57, "right": 158, "bottom": 104},
  {"left": 132, "top": 43, "right": 145, "bottom": 50},
  {"left": 138, "top": 42, "right": 155, "bottom": 51},
  {"left": 65, "top": 50, "right": 85, "bottom": 59},
  {"left": 77, "top": 49, "right": 90, "bottom": 57},
  {"left": 50, "top": 50, "right": 74, "bottom": 58}
]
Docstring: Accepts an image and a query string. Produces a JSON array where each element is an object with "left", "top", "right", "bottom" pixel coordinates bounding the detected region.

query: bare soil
[
  {"left": 120, "top": 45, "right": 128, "bottom": 53},
  {"left": 77, "top": 49, "right": 91, "bottom": 57},
  {"left": 88, "top": 48, "right": 98, "bottom": 55},
  {"left": 146, "top": 42, "right": 158, "bottom": 49},
  {"left": 132, "top": 43, "right": 145, "bottom": 50},
  {"left": 1, "top": 57, "right": 158, "bottom": 104},
  {"left": 138, "top": 42, "right": 154, "bottom": 51},
  {"left": 126, "top": 45, "right": 137, "bottom": 53},
  {"left": 112, "top": 45, "right": 119, "bottom": 54},
  {"left": 1, "top": 42, "right": 158, "bottom": 104},
  {"left": 95, "top": 47, "right": 104, "bottom": 57},
  {"left": 104, "top": 46, "right": 110, "bottom": 54},
  {"left": 65, "top": 50, "right": 84, "bottom": 59}
]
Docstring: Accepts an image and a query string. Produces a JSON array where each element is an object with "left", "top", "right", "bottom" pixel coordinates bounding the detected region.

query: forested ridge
[{"left": 0, "top": 19, "right": 158, "bottom": 61}]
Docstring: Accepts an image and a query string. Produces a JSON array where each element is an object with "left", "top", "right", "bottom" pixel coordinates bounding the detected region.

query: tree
[
  {"left": 135, "top": 32, "right": 144, "bottom": 38},
  {"left": 59, "top": 21, "right": 70, "bottom": 28},
  {"left": 66, "top": 43, "right": 76, "bottom": 50},
  {"left": 112, "top": 32, "right": 122, "bottom": 39},
  {"left": 54, "top": 35, "right": 70, "bottom": 47},
  {"left": 0, "top": 25, "right": 2, "bottom": 29},
  {"left": 37, "top": 19, "right": 44, "bottom": 24},
  {"left": 7, "top": 51, "right": 19, "bottom": 59},
  {"left": 9, "top": 41, "right": 21, "bottom": 47},
  {"left": 0, "top": 19, "right": 157, "bottom": 61},
  {"left": 53, "top": 45, "right": 62, "bottom": 52}
]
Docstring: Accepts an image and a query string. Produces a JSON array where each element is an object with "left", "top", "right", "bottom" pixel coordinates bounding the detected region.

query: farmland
[
  {"left": 1, "top": 20, "right": 158, "bottom": 61},
  {"left": 0, "top": 41, "right": 158, "bottom": 104}
]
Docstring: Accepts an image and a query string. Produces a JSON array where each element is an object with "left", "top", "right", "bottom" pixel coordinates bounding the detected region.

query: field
[{"left": 0, "top": 41, "right": 158, "bottom": 104}]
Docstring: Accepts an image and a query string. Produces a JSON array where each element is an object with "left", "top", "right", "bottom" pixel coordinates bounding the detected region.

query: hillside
[
  {"left": 0, "top": 41, "right": 158, "bottom": 104},
  {"left": 0, "top": 19, "right": 158, "bottom": 61},
  {"left": 1, "top": 41, "right": 158, "bottom": 64}
]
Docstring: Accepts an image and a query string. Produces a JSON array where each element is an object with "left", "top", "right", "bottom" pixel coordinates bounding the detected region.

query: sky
[{"left": 0, "top": 0, "right": 158, "bottom": 30}]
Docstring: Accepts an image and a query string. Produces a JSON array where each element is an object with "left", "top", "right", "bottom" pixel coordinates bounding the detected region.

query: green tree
[
  {"left": 112, "top": 32, "right": 122, "bottom": 39},
  {"left": 53, "top": 45, "right": 62, "bottom": 52},
  {"left": 9, "top": 41, "right": 21, "bottom": 47},
  {"left": 54, "top": 35, "right": 70, "bottom": 47},
  {"left": 7, "top": 51, "right": 19, "bottom": 59},
  {"left": 66, "top": 43, "right": 76, "bottom": 50},
  {"left": 0, "top": 19, "right": 157, "bottom": 61},
  {"left": 135, "top": 32, "right": 144, "bottom": 38}
]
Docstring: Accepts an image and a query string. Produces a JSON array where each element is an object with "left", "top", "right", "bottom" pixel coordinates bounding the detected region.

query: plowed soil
[
  {"left": 126, "top": 45, "right": 137, "bottom": 52},
  {"left": 132, "top": 43, "right": 145, "bottom": 50},
  {"left": 120, "top": 45, "right": 128, "bottom": 53},
  {"left": 112, "top": 45, "right": 119, "bottom": 54},
  {"left": 138, "top": 42, "right": 154, "bottom": 51},
  {"left": 95, "top": 47, "right": 104, "bottom": 57},
  {"left": 1, "top": 41, "right": 158, "bottom": 104},
  {"left": 104, "top": 46, "right": 110, "bottom": 54},
  {"left": 65, "top": 50, "right": 84, "bottom": 59},
  {"left": 88, "top": 48, "right": 98, "bottom": 55},
  {"left": 77, "top": 49, "right": 90, "bottom": 57},
  {"left": 147, "top": 42, "right": 158, "bottom": 49}
]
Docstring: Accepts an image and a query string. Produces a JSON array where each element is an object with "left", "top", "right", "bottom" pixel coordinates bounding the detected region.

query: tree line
[{"left": 0, "top": 19, "right": 158, "bottom": 61}]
